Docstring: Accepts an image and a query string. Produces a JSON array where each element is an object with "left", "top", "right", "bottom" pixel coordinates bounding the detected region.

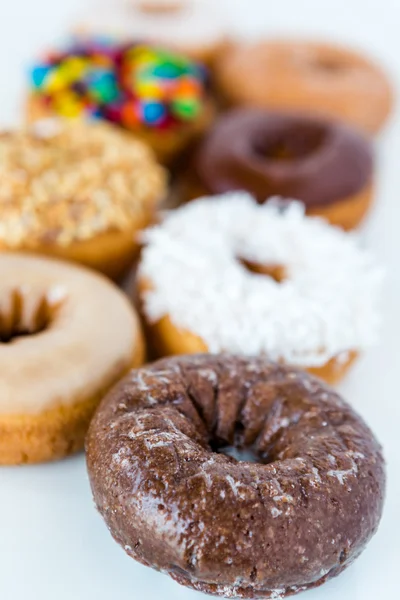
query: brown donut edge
[
  {"left": 86, "top": 354, "right": 385, "bottom": 598},
  {"left": 168, "top": 559, "right": 349, "bottom": 599}
]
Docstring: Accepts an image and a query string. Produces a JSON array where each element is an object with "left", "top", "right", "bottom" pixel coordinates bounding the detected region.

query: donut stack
[{"left": 0, "top": 2, "right": 393, "bottom": 600}]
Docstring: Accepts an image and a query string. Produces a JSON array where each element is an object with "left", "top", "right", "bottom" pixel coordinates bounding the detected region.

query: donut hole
[
  {"left": 238, "top": 257, "right": 286, "bottom": 283},
  {"left": 0, "top": 287, "right": 65, "bottom": 344},
  {"left": 135, "top": 1, "right": 184, "bottom": 14},
  {"left": 254, "top": 123, "right": 327, "bottom": 162},
  {"left": 217, "top": 444, "right": 260, "bottom": 463},
  {"left": 211, "top": 423, "right": 265, "bottom": 464},
  {"left": 310, "top": 56, "right": 347, "bottom": 73}
]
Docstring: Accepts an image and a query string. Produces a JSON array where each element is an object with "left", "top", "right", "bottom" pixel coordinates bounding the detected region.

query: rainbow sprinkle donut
[{"left": 30, "top": 37, "right": 208, "bottom": 131}]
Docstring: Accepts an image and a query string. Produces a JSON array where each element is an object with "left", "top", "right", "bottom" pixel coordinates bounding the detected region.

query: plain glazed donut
[
  {"left": 86, "top": 354, "right": 386, "bottom": 599},
  {"left": 186, "top": 109, "right": 375, "bottom": 230},
  {"left": 0, "top": 253, "right": 144, "bottom": 465},
  {"left": 215, "top": 40, "right": 393, "bottom": 135},
  {"left": 0, "top": 120, "right": 165, "bottom": 279},
  {"left": 138, "top": 193, "right": 382, "bottom": 384}
]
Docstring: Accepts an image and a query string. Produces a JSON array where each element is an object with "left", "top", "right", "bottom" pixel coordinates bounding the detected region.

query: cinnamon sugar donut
[
  {"left": 0, "top": 120, "right": 165, "bottom": 279},
  {"left": 138, "top": 193, "right": 382, "bottom": 384},
  {"left": 86, "top": 354, "right": 386, "bottom": 599},
  {"left": 186, "top": 109, "right": 374, "bottom": 230},
  {"left": 0, "top": 253, "right": 144, "bottom": 465},
  {"left": 215, "top": 40, "right": 393, "bottom": 135}
]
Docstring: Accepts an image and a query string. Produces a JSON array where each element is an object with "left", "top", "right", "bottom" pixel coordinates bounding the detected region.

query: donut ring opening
[
  {"left": 0, "top": 287, "right": 65, "bottom": 343},
  {"left": 308, "top": 55, "right": 348, "bottom": 73},
  {"left": 134, "top": 0, "right": 186, "bottom": 14},
  {"left": 252, "top": 120, "right": 328, "bottom": 163},
  {"left": 237, "top": 257, "right": 287, "bottom": 283}
]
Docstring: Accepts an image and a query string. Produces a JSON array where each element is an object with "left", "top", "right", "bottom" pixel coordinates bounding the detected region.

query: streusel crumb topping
[{"left": 0, "top": 119, "right": 166, "bottom": 247}]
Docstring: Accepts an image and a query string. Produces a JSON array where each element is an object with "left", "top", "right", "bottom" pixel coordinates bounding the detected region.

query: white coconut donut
[
  {"left": 79, "top": 0, "right": 230, "bottom": 64},
  {"left": 138, "top": 193, "right": 382, "bottom": 383},
  {"left": 0, "top": 253, "right": 144, "bottom": 465}
]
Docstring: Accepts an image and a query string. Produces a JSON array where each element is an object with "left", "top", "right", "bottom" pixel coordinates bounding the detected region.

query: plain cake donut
[
  {"left": 215, "top": 40, "right": 393, "bottom": 135},
  {"left": 0, "top": 253, "right": 144, "bottom": 465},
  {"left": 188, "top": 109, "right": 374, "bottom": 230},
  {"left": 86, "top": 354, "right": 385, "bottom": 599},
  {"left": 138, "top": 193, "right": 382, "bottom": 384}
]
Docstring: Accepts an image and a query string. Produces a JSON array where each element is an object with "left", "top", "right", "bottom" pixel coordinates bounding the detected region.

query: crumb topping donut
[
  {"left": 28, "top": 37, "right": 214, "bottom": 163},
  {"left": 0, "top": 253, "right": 144, "bottom": 465},
  {"left": 138, "top": 193, "right": 382, "bottom": 383},
  {"left": 215, "top": 40, "right": 393, "bottom": 135},
  {"left": 86, "top": 354, "right": 386, "bottom": 599},
  {"left": 0, "top": 120, "right": 166, "bottom": 278},
  {"left": 189, "top": 109, "right": 374, "bottom": 230}
]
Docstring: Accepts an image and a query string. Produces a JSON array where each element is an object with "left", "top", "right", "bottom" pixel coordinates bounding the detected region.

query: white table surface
[{"left": 0, "top": 1, "right": 399, "bottom": 599}]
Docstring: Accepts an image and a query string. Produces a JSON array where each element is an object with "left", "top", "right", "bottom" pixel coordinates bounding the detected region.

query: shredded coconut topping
[
  {"left": 0, "top": 120, "right": 165, "bottom": 246},
  {"left": 140, "top": 193, "right": 382, "bottom": 367}
]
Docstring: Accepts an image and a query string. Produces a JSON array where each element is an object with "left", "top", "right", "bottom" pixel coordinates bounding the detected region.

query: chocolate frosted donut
[
  {"left": 87, "top": 355, "right": 385, "bottom": 599},
  {"left": 190, "top": 109, "right": 374, "bottom": 229}
]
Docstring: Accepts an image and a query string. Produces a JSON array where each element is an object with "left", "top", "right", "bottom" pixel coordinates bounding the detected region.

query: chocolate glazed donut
[
  {"left": 86, "top": 355, "right": 385, "bottom": 599},
  {"left": 189, "top": 109, "right": 374, "bottom": 229}
]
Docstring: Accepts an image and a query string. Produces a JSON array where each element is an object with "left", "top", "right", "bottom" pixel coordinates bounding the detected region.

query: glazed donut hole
[
  {"left": 252, "top": 120, "right": 328, "bottom": 163},
  {"left": 0, "top": 286, "right": 66, "bottom": 344}
]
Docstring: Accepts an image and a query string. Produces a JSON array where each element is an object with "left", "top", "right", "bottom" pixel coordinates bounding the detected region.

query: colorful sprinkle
[
  {"left": 142, "top": 101, "right": 166, "bottom": 125},
  {"left": 29, "top": 37, "right": 207, "bottom": 131},
  {"left": 31, "top": 65, "right": 51, "bottom": 88},
  {"left": 87, "top": 70, "right": 119, "bottom": 104},
  {"left": 172, "top": 97, "right": 201, "bottom": 120},
  {"left": 121, "top": 102, "right": 140, "bottom": 128}
]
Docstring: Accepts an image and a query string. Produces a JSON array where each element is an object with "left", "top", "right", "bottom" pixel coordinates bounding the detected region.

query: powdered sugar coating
[{"left": 140, "top": 193, "right": 382, "bottom": 367}]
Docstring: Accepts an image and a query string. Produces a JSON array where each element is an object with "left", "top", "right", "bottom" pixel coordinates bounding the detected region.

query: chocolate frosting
[
  {"left": 195, "top": 109, "right": 374, "bottom": 207},
  {"left": 87, "top": 355, "right": 385, "bottom": 599}
]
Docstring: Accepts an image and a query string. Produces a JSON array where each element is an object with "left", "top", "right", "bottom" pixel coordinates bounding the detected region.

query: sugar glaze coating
[{"left": 87, "top": 355, "right": 385, "bottom": 599}]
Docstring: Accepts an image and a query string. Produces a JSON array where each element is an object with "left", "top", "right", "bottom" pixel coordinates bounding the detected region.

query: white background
[{"left": 0, "top": 1, "right": 399, "bottom": 599}]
